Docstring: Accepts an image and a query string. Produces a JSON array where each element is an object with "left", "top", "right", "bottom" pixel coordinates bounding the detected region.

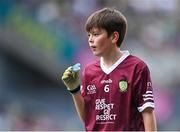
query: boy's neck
[{"left": 101, "top": 48, "right": 123, "bottom": 68}]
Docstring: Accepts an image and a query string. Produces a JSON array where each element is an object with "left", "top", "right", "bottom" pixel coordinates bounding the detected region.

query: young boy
[{"left": 61, "top": 7, "right": 157, "bottom": 131}]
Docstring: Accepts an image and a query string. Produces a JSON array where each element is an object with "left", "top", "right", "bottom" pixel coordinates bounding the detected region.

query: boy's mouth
[{"left": 90, "top": 46, "right": 97, "bottom": 51}]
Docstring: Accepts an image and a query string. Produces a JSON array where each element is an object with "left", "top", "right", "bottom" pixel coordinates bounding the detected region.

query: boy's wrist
[{"left": 68, "top": 85, "right": 80, "bottom": 95}]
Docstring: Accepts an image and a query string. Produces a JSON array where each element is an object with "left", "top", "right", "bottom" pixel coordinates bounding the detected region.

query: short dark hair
[{"left": 85, "top": 7, "right": 127, "bottom": 47}]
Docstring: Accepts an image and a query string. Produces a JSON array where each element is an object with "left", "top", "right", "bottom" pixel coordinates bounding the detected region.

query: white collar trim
[{"left": 100, "top": 50, "right": 130, "bottom": 74}]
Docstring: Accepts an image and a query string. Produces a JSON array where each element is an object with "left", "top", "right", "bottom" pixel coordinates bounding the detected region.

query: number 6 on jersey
[{"left": 104, "top": 84, "right": 110, "bottom": 92}]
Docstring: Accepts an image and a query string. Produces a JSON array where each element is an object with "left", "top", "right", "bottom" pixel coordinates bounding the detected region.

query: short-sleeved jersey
[{"left": 81, "top": 51, "right": 155, "bottom": 131}]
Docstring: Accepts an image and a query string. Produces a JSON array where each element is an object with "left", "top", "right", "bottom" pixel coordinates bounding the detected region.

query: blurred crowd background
[{"left": 0, "top": 0, "right": 180, "bottom": 131}]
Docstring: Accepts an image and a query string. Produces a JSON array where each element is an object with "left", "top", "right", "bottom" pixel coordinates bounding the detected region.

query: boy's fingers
[
  {"left": 65, "top": 66, "right": 72, "bottom": 73},
  {"left": 62, "top": 74, "right": 69, "bottom": 80},
  {"left": 61, "top": 63, "right": 81, "bottom": 90},
  {"left": 62, "top": 67, "right": 73, "bottom": 80},
  {"left": 62, "top": 71, "right": 72, "bottom": 80},
  {"left": 61, "top": 64, "right": 80, "bottom": 82}
]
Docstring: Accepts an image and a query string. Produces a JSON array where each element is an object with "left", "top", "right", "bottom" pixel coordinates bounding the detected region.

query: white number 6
[{"left": 104, "top": 84, "right": 110, "bottom": 92}]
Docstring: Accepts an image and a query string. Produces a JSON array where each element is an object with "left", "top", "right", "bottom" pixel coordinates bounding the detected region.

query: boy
[{"left": 61, "top": 8, "right": 157, "bottom": 131}]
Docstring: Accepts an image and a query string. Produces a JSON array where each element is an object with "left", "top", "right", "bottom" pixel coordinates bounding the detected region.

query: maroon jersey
[{"left": 81, "top": 51, "right": 155, "bottom": 131}]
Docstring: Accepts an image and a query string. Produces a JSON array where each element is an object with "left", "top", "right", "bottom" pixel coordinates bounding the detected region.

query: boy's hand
[{"left": 61, "top": 63, "right": 80, "bottom": 90}]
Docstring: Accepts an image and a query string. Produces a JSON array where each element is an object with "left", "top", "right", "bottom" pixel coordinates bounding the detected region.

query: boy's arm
[
  {"left": 72, "top": 91, "right": 85, "bottom": 122},
  {"left": 142, "top": 108, "right": 157, "bottom": 131},
  {"left": 61, "top": 64, "right": 85, "bottom": 123}
]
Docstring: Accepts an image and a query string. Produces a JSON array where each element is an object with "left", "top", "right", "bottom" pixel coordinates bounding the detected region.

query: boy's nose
[{"left": 88, "top": 36, "right": 93, "bottom": 43}]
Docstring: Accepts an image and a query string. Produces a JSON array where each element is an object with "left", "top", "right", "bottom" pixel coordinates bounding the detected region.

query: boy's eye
[
  {"left": 87, "top": 33, "right": 91, "bottom": 37},
  {"left": 87, "top": 32, "right": 100, "bottom": 37},
  {"left": 93, "top": 33, "right": 100, "bottom": 36}
]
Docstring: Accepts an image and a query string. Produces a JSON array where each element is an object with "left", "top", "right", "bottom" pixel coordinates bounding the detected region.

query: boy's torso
[{"left": 82, "top": 55, "right": 150, "bottom": 131}]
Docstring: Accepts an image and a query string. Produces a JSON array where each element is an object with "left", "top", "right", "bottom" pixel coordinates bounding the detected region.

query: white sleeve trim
[{"left": 137, "top": 102, "right": 155, "bottom": 112}]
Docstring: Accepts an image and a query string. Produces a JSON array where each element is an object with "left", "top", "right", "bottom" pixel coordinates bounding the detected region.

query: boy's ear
[{"left": 111, "top": 31, "right": 119, "bottom": 44}]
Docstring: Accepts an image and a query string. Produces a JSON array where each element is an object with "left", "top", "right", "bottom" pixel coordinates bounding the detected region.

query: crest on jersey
[{"left": 119, "top": 80, "right": 128, "bottom": 92}]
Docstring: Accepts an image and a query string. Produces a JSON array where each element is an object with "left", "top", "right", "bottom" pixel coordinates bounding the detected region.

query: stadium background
[{"left": 0, "top": 0, "right": 179, "bottom": 130}]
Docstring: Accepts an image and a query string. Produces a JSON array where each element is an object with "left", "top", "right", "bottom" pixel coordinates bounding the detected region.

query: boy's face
[{"left": 87, "top": 27, "right": 113, "bottom": 57}]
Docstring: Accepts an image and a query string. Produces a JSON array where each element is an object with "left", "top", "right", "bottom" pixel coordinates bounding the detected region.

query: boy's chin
[{"left": 92, "top": 52, "right": 101, "bottom": 57}]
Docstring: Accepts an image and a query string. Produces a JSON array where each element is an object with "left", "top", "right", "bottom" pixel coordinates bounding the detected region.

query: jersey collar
[{"left": 100, "top": 50, "right": 130, "bottom": 74}]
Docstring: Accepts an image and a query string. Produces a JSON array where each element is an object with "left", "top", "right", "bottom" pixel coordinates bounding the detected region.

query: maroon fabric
[{"left": 81, "top": 55, "right": 154, "bottom": 131}]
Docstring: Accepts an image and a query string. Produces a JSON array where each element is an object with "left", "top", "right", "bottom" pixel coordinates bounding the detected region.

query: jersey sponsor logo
[
  {"left": 95, "top": 98, "right": 116, "bottom": 122},
  {"left": 101, "top": 79, "right": 112, "bottom": 84},
  {"left": 147, "top": 82, "right": 152, "bottom": 87},
  {"left": 87, "top": 85, "right": 96, "bottom": 94},
  {"left": 147, "top": 82, "right": 152, "bottom": 91},
  {"left": 119, "top": 80, "right": 128, "bottom": 92}
]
